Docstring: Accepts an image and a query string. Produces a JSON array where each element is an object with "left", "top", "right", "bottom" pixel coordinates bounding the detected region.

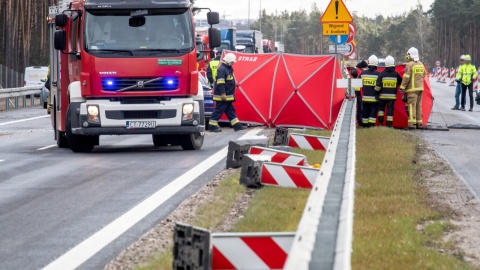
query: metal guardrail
[
  {"left": 0, "top": 86, "right": 43, "bottom": 110},
  {"left": 285, "top": 96, "right": 356, "bottom": 270}
]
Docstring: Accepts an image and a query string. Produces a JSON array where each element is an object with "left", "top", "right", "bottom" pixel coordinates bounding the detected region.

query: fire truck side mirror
[
  {"left": 208, "top": 28, "right": 221, "bottom": 48},
  {"left": 54, "top": 30, "right": 67, "bottom": 51},
  {"left": 55, "top": 14, "right": 68, "bottom": 27},
  {"left": 207, "top": 12, "right": 219, "bottom": 25}
]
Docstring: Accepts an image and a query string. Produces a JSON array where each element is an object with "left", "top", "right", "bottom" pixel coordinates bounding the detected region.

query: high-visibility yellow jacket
[
  {"left": 206, "top": 59, "right": 220, "bottom": 84},
  {"left": 400, "top": 61, "right": 425, "bottom": 92},
  {"left": 456, "top": 63, "right": 478, "bottom": 85}
]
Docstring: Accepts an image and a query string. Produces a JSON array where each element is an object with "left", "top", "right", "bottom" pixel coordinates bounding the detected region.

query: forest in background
[{"left": 0, "top": 0, "right": 478, "bottom": 76}]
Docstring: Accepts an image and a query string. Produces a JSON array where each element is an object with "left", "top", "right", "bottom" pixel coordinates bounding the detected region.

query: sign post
[{"left": 320, "top": 0, "right": 354, "bottom": 68}]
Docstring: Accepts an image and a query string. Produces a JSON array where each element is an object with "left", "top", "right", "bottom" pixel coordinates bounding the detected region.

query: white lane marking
[
  {"left": 42, "top": 128, "right": 262, "bottom": 270},
  {"left": 0, "top": 115, "right": 49, "bottom": 126},
  {"left": 37, "top": 145, "right": 56, "bottom": 151}
]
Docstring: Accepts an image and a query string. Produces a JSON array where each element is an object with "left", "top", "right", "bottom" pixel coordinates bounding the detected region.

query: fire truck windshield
[{"left": 85, "top": 8, "right": 193, "bottom": 55}]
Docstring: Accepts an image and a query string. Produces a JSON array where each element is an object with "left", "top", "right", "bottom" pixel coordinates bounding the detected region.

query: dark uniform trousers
[
  {"left": 378, "top": 100, "right": 395, "bottom": 126},
  {"left": 209, "top": 101, "right": 239, "bottom": 127},
  {"left": 362, "top": 102, "right": 378, "bottom": 127},
  {"left": 356, "top": 93, "right": 363, "bottom": 126}
]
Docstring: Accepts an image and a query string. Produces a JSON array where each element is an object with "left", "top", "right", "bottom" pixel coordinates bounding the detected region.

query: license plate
[{"left": 125, "top": 121, "right": 156, "bottom": 129}]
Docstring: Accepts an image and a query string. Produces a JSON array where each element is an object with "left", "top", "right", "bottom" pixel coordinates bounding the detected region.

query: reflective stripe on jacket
[
  {"left": 213, "top": 64, "right": 236, "bottom": 102},
  {"left": 456, "top": 63, "right": 478, "bottom": 85},
  {"left": 400, "top": 61, "right": 425, "bottom": 92},
  {"left": 375, "top": 68, "right": 402, "bottom": 100},
  {"left": 359, "top": 69, "right": 380, "bottom": 103}
]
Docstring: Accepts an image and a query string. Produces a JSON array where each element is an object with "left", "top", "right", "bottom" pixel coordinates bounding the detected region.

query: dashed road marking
[
  {"left": 0, "top": 115, "right": 49, "bottom": 126},
  {"left": 37, "top": 145, "right": 56, "bottom": 151}
]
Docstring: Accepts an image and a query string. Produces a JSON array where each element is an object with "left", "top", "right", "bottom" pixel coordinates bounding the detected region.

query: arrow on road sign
[
  {"left": 328, "top": 43, "right": 353, "bottom": 54},
  {"left": 329, "top": 35, "right": 348, "bottom": 45},
  {"left": 320, "top": 0, "right": 353, "bottom": 23}
]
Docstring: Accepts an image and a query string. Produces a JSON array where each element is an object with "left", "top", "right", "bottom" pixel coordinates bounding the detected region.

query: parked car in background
[
  {"left": 24, "top": 66, "right": 48, "bottom": 97},
  {"left": 199, "top": 74, "right": 214, "bottom": 126}
]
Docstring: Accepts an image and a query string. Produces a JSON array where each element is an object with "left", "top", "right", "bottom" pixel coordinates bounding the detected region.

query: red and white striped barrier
[
  {"left": 288, "top": 133, "right": 330, "bottom": 151},
  {"left": 449, "top": 67, "right": 455, "bottom": 86},
  {"left": 249, "top": 146, "right": 307, "bottom": 166},
  {"left": 436, "top": 68, "right": 442, "bottom": 82},
  {"left": 212, "top": 233, "right": 295, "bottom": 270},
  {"left": 441, "top": 67, "right": 447, "bottom": 83},
  {"left": 261, "top": 162, "right": 320, "bottom": 189}
]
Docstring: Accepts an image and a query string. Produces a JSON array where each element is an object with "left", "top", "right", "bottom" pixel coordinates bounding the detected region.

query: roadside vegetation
[
  {"left": 353, "top": 127, "right": 470, "bottom": 270},
  {"left": 140, "top": 128, "right": 470, "bottom": 270}
]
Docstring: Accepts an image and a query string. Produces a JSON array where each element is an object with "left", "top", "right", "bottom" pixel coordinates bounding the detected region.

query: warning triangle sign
[{"left": 320, "top": 0, "right": 353, "bottom": 23}]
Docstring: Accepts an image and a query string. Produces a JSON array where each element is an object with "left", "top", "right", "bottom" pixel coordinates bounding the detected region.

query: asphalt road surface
[
  {"left": 421, "top": 79, "right": 480, "bottom": 197},
  {"left": 0, "top": 107, "right": 259, "bottom": 269}
]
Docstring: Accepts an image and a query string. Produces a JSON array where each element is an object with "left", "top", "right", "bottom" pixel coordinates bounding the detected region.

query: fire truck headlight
[
  {"left": 87, "top": 105, "right": 99, "bottom": 116},
  {"left": 87, "top": 105, "right": 100, "bottom": 123},
  {"left": 182, "top": 103, "right": 194, "bottom": 121}
]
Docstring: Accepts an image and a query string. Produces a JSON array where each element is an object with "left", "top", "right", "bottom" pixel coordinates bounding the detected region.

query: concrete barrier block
[
  {"left": 173, "top": 223, "right": 211, "bottom": 270},
  {"left": 239, "top": 154, "right": 271, "bottom": 188},
  {"left": 226, "top": 137, "right": 269, "bottom": 169},
  {"left": 273, "top": 127, "right": 289, "bottom": 146}
]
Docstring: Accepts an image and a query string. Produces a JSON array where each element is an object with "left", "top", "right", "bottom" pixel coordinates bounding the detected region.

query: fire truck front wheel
[
  {"left": 66, "top": 105, "right": 96, "bottom": 153},
  {"left": 180, "top": 133, "right": 204, "bottom": 150}
]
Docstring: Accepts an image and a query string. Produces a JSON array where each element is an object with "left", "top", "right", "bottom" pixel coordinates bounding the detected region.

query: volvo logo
[
  {"left": 137, "top": 81, "right": 145, "bottom": 88},
  {"left": 99, "top": 71, "right": 116, "bottom": 75}
]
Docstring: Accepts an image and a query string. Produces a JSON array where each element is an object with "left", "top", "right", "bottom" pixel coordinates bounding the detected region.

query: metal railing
[
  {"left": 285, "top": 96, "right": 356, "bottom": 270},
  {"left": 0, "top": 86, "right": 43, "bottom": 110}
]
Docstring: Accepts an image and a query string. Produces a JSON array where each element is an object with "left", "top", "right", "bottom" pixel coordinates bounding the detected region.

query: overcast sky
[{"left": 194, "top": 0, "right": 435, "bottom": 20}]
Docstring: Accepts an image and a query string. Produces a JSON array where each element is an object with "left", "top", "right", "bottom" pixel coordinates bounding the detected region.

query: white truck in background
[{"left": 274, "top": 42, "right": 285, "bottom": 53}]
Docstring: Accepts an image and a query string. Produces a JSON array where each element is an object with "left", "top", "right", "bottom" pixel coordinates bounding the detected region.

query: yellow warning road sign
[
  {"left": 322, "top": 23, "right": 349, "bottom": 35},
  {"left": 320, "top": 0, "right": 353, "bottom": 23}
]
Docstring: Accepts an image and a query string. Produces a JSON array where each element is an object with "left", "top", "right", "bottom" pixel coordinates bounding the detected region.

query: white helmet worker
[
  {"left": 385, "top": 55, "right": 395, "bottom": 67},
  {"left": 406, "top": 47, "right": 419, "bottom": 61},
  {"left": 368, "top": 55, "right": 379, "bottom": 66},
  {"left": 464, "top": 54, "right": 472, "bottom": 62},
  {"left": 223, "top": 53, "right": 237, "bottom": 65},
  {"left": 460, "top": 55, "right": 465, "bottom": 60}
]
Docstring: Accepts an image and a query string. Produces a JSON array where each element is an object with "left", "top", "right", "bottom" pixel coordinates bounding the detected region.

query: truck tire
[
  {"left": 65, "top": 105, "right": 95, "bottom": 153},
  {"left": 57, "top": 130, "right": 69, "bottom": 148},
  {"left": 180, "top": 133, "right": 204, "bottom": 150}
]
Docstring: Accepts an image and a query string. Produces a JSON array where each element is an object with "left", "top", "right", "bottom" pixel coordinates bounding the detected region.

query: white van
[{"left": 24, "top": 66, "right": 48, "bottom": 87}]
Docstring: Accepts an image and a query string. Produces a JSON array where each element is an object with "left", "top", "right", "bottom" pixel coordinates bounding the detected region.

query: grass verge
[{"left": 352, "top": 127, "right": 470, "bottom": 270}]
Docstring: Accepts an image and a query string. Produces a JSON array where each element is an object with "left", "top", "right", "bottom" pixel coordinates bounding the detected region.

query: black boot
[
  {"left": 233, "top": 123, "right": 245, "bottom": 132},
  {"left": 208, "top": 126, "right": 222, "bottom": 133}
]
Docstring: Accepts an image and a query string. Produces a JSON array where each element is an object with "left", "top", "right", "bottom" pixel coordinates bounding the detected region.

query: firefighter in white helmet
[
  {"left": 359, "top": 55, "right": 381, "bottom": 127},
  {"left": 375, "top": 55, "right": 402, "bottom": 127},
  {"left": 400, "top": 47, "right": 426, "bottom": 129},
  {"left": 208, "top": 52, "right": 245, "bottom": 132}
]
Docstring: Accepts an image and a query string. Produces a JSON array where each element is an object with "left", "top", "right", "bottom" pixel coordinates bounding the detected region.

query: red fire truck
[{"left": 47, "top": 0, "right": 220, "bottom": 152}]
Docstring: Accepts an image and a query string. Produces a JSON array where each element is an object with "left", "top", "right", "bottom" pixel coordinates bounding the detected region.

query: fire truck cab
[{"left": 48, "top": 0, "right": 220, "bottom": 152}]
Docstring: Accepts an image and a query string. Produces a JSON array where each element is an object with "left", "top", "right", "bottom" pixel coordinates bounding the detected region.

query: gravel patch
[{"left": 418, "top": 140, "right": 480, "bottom": 268}]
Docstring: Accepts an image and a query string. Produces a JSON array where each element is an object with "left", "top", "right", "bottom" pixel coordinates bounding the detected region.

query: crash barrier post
[
  {"left": 0, "top": 86, "right": 42, "bottom": 111},
  {"left": 226, "top": 136, "right": 269, "bottom": 169},
  {"left": 173, "top": 223, "right": 211, "bottom": 270},
  {"left": 449, "top": 67, "right": 455, "bottom": 86},
  {"left": 284, "top": 96, "right": 356, "bottom": 269},
  {"left": 249, "top": 145, "right": 307, "bottom": 166}
]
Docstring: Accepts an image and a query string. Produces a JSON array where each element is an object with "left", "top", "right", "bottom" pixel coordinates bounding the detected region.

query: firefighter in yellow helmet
[
  {"left": 400, "top": 47, "right": 426, "bottom": 129},
  {"left": 456, "top": 54, "right": 478, "bottom": 111}
]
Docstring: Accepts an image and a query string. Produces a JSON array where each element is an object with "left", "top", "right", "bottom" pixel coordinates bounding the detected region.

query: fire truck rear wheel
[
  {"left": 66, "top": 105, "right": 95, "bottom": 153},
  {"left": 180, "top": 133, "right": 204, "bottom": 150}
]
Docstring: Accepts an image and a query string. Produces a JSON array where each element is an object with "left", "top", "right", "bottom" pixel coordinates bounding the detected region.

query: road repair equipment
[{"left": 47, "top": 1, "right": 222, "bottom": 152}]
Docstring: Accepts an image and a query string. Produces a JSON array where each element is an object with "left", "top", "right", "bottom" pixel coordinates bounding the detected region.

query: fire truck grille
[
  {"left": 105, "top": 110, "right": 177, "bottom": 120},
  {"left": 102, "top": 77, "right": 178, "bottom": 91}
]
